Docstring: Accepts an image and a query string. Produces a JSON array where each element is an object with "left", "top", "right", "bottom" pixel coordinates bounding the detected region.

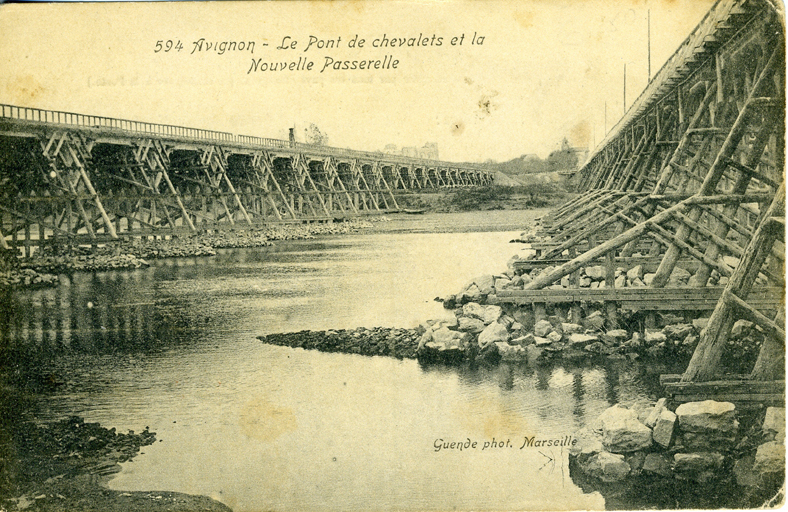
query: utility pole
[
  {"left": 623, "top": 63, "right": 627, "bottom": 114},
  {"left": 648, "top": 9, "right": 652, "bottom": 80}
]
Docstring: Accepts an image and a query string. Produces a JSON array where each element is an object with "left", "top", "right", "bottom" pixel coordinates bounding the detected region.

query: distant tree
[{"left": 305, "top": 124, "right": 329, "bottom": 146}]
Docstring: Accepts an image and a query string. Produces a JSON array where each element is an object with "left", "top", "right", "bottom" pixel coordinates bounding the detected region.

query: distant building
[
  {"left": 400, "top": 146, "right": 419, "bottom": 158},
  {"left": 383, "top": 144, "right": 398, "bottom": 154},
  {"left": 418, "top": 143, "right": 439, "bottom": 160}
]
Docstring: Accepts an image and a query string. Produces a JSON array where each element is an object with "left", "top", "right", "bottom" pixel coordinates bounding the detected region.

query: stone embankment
[
  {"left": 2, "top": 219, "right": 377, "bottom": 290},
  {"left": 0, "top": 416, "right": 231, "bottom": 512},
  {"left": 568, "top": 400, "right": 785, "bottom": 508},
  {"left": 260, "top": 327, "right": 421, "bottom": 359}
]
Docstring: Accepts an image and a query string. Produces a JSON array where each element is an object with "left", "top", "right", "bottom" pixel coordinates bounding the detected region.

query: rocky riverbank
[
  {"left": 2, "top": 219, "right": 378, "bottom": 290},
  {"left": 260, "top": 327, "right": 421, "bottom": 359},
  {"left": 0, "top": 416, "right": 230, "bottom": 512},
  {"left": 568, "top": 400, "right": 785, "bottom": 509}
]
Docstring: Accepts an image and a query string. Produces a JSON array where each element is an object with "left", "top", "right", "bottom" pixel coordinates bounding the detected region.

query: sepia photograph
[{"left": 0, "top": 0, "right": 784, "bottom": 510}]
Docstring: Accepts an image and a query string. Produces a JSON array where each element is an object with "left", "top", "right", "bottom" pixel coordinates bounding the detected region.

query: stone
[
  {"left": 652, "top": 409, "right": 677, "bottom": 448},
  {"left": 431, "top": 327, "right": 469, "bottom": 350},
  {"left": 511, "top": 333, "right": 535, "bottom": 346},
  {"left": 473, "top": 275, "right": 495, "bottom": 296},
  {"left": 676, "top": 400, "right": 738, "bottom": 434},
  {"left": 718, "top": 276, "right": 729, "bottom": 285},
  {"left": 643, "top": 273, "right": 655, "bottom": 286},
  {"left": 590, "top": 281, "right": 599, "bottom": 289},
  {"left": 510, "top": 322, "right": 524, "bottom": 332},
  {"left": 525, "top": 344, "right": 544, "bottom": 363},
  {"left": 730, "top": 319, "right": 754, "bottom": 339},
  {"left": 625, "top": 451, "right": 647, "bottom": 474},
  {"left": 461, "top": 284, "right": 482, "bottom": 302},
  {"left": 584, "top": 342, "right": 609, "bottom": 354},
  {"left": 629, "top": 277, "right": 646, "bottom": 287},
  {"left": 534, "top": 319, "right": 553, "bottom": 337},
  {"left": 512, "top": 307, "right": 534, "bottom": 331},
  {"left": 510, "top": 275, "right": 524, "bottom": 287},
  {"left": 762, "top": 407, "right": 785, "bottom": 442},
  {"left": 681, "top": 431, "right": 737, "bottom": 451},
  {"left": 733, "top": 454, "right": 762, "bottom": 487},
  {"left": 494, "top": 278, "right": 512, "bottom": 290},
  {"left": 458, "top": 316, "right": 486, "bottom": 334},
  {"left": 561, "top": 323, "right": 584, "bottom": 334},
  {"left": 583, "top": 311, "right": 605, "bottom": 331},
  {"left": 520, "top": 273, "right": 532, "bottom": 286},
  {"left": 692, "top": 317, "right": 710, "bottom": 332},
  {"left": 569, "top": 333, "right": 598, "bottom": 345},
  {"left": 753, "top": 441, "right": 785, "bottom": 474},
  {"left": 477, "top": 322, "right": 509, "bottom": 348},
  {"left": 585, "top": 265, "right": 605, "bottom": 280},
  {"left": 482, "top": 305, "right": 503, "bottom": 325},
  {"left": 625, "top": 332, "right": 642, "bottom": 349},
  {"left": 546, "top": 331, "right": 563, "bottom": 344},
  {"left": 495, "top": 341, "right": 527, "bottom": 361},
  {"left": 561, "top": 276, "right": 570, "bottom": 288},
  {"left": 599, "top": 406, "right": 653, "bottom": 453},
  {"left": 644, "top": 398, "right": 667, "bottom": 428},
  {"left": 579, "top": 276, "right": 592, "bottom": 287},
  {"left": 581, "top": 452, "right": 631, "bottom": 482},
  {"left": 569, "top": 427, "right": 604, "bottom": 458},
  {"left": 642, "top": 453, "right": 673, "bottom": 477},
  {"left": 644, "top": 330, "right": 667, "bottom": 344},
  {"left": 669, "top": 267, "right": 692, "bottom": 285},
  {"left": 601, "top": 329, "right": 629, "bottom": 344},
  {"left": 673, "top": 452, "right": 724, "bottom": 482},
  {"left": 534, "top": 336, "right": 552, "bottom": 346},
  {"left": 663, "top": 323, "right": 693, "bottom": 341},
  {"left": 463, "top": 302, "right": 486, "bottom": 321},
  {"left": 614, "top": 275, "right": 627, "bottom": 288},
  {"left": 626, "top": 265, "right": 644, "bottom": 281}
]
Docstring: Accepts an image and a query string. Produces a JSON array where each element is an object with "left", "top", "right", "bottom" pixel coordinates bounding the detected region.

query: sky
[{"left": 0, "top": 0, "right": 716, "bottom": 163}]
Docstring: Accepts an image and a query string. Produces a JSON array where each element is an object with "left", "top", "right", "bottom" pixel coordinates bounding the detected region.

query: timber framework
[
  {"left": 495, "top": 0, "right": 785, "bottom": 402},
  {"left": 0, "top": 105, "right": 494, "bottom": 249}
]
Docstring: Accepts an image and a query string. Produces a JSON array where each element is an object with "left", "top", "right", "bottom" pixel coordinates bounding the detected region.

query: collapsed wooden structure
[
  {"left": 0, "top": 105, "right": 493, "bottom": 251},
  {"left": 495, "top": 0, "right": 785, "bottom": 400}
]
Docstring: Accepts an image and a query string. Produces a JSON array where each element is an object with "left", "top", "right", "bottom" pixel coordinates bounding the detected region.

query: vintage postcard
[{"left": 0, "top": 0, "right": 784, "bottom": 511}]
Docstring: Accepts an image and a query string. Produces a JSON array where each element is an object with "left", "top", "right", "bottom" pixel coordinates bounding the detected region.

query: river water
[{"left": 1, "top": 212, "right": 671, "bottom": 511}]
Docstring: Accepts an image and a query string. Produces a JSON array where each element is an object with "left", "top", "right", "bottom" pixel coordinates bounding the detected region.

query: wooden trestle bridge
[
  {"left": 494, "top": 0, "right": 785, "bottom": 401},
  {"left": 0, "top": 105, "right": 493, "bottom": 250}
]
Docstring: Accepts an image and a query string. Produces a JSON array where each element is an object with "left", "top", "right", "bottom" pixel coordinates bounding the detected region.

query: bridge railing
[
  {"left": 1, "top": 103, "right": 492, "bottom": 174},
  {"left": 0, "top": 104, "right": 234, "bottom": 142}
]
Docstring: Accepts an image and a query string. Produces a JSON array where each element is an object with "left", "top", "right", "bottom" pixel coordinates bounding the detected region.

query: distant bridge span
[{"left": 0, "top": 104, "right": 494, "bottom": 248}]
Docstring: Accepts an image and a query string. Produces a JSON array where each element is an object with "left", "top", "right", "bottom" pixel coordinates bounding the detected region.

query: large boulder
[
  {"left": 676, "top": 400, "right": 737, "bottom": 434},
  {"left": 762, "top": 407, "right": 785, "bottom": 442},
  {"left": 458, "top": 316, "right": 485, "bottom": 334},
  {"left": 473, "top": 275, "right": 495, "bottom": 296},
  {"left": 533, "top": 319, "right": 553, "bottom": 337},
  {"left": 753, "top": 441, "right": 785, "bottom": 474},
  {"left": 430, "top": 327, "right": 470, "bottom": 350},
  {"left": 626, "top": 265, "right": 644, "bottom": 280},
  {"left": 585, "top": 265, "right": 605, "bottom": 280},
  {"left": 601, "top": 329, "right": 629, "bottom": 344},
  {"left": 569, "top": 333, "right": 598, "bottom": 346},
  {"left": 460, "top": 284, "right": 482, "bottom": 303},
  {"left": 462, "top": 302, "right": 486, "bottom": 321},
  {"left": 462, "top": 302, "right": 502, "bottom": 325},
  {"left": 652, "top": 409, "right": 677, "bottom": 448},
  {"left": 511, "top": 333, "right": 534, "bottom": 346},
  {"left": 642, "top": 453, "right": 673, "bottom": 477},
  {"left": 569, "top": 427, "right": 605, "bottom": 458},
  {"left": 561, "top": 323, "right": 584, "bottom": 334},
  {"left": 676, "top": 400, "right": 738, "bottom": 450},
  {"left": 598, "top": 406, "right": 653, "bottom": 453},
  {"left": 477, "top": 322, "right": 509, "bottom": 348},
  {"left": 495, "top": 342, "right": 527, "bottom": 361},
  {"left": 673, "top": 452, "right": 724, "bottom": 482},
  {"left": 581, "top": 452, "right": 631, "bottom": 482},
  {"left": 663, "top": 323, "right": 694, "bottom": 341}
]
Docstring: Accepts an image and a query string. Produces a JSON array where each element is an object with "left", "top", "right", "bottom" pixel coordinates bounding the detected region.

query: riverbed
[{"left": 1, "top": 210, "right": 671, "bottom": 511}]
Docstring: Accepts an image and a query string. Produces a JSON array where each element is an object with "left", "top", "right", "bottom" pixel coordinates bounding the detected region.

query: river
[{"left": 1, "top": 211, "right": 670, "bottom": 511}]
